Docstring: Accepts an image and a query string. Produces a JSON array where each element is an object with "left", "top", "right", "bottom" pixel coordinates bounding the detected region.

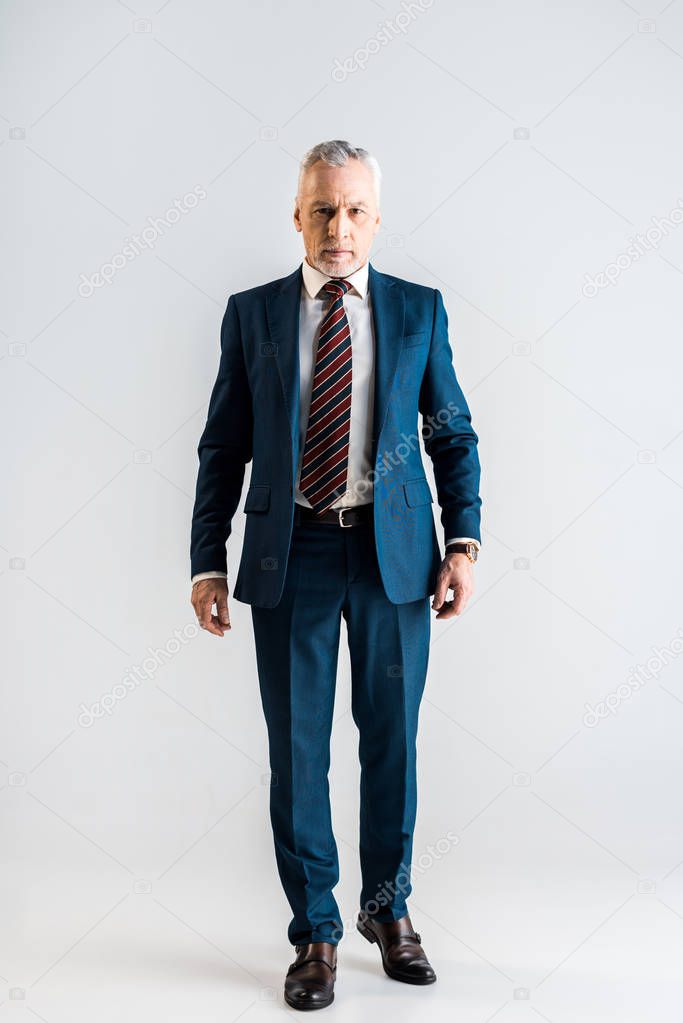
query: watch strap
[{"left": 445, "top": 541, "right": 478, "bottom": 563}]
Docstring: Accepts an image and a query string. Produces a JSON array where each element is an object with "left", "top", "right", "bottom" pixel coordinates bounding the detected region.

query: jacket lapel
[
  {"left": 266, "top": 264, "right": 303, "bottom": 466},
  {"left": 368, "top": 263, "right": 405, "bottom": 466}
]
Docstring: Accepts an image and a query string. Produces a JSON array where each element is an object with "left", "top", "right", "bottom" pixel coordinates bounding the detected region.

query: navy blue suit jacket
[{"left": 190, "top": 262, "right": 482, "bottom": 608}]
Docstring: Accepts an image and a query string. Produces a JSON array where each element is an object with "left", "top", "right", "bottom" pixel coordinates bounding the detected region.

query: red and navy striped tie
[{"left": 299, "top": 278, "right": 353, "bottom": 514}]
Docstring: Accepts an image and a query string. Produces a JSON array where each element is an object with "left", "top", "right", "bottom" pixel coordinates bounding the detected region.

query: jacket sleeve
[
  {"left": 190, "top": 295, "right": 253, "bottom": 577},
  {"left": 418, "top": 288, "right": 482, "bottom": 543}
]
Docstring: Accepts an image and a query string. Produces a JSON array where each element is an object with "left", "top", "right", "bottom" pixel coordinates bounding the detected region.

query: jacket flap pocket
[
  {"left": 243, "top": 484, "right": 271, "bottom": 513},
  {"left": 403, "top": 477, "right": 433, "bottom": 508}
]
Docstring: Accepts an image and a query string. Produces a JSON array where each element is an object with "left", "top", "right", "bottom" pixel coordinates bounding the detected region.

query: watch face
[{"left": 468, "top": 544, "right": 478, "bottom": 562}]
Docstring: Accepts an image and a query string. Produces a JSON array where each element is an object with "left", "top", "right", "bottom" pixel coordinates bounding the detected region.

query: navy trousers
[{"left": 250, "top": 512, "right": 431, "bottom": 946}]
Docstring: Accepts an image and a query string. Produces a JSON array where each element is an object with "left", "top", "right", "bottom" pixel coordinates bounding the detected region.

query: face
[{"left": 294, "top": 158, "right": 381, "bottom": 278}]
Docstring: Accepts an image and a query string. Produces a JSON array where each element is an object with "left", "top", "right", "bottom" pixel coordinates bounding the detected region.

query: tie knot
[{"left": 322, "top": 278, "right": 352, "bottom": 300}]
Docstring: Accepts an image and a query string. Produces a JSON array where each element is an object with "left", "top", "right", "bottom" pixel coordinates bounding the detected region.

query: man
[{"left": 190, "top": 140, "right": 482, "bottom": 1010}]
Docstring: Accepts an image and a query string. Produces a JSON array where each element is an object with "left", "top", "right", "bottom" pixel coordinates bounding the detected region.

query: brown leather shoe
[
  {"left": 357, "top": 912, "right": 436, "bottom": 985},
  {"left": 284, "top": 941, "right": 337, "bottom": 1010}
]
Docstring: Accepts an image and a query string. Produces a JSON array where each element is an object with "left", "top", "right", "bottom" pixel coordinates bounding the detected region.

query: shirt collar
[{"left": 301, "top": 256, "right": 369, "bottom": 300}]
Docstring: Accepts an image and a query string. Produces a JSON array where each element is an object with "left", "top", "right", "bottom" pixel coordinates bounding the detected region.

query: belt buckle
[{"left": 338, "top": 507, "right": 353, "bottom": 528}]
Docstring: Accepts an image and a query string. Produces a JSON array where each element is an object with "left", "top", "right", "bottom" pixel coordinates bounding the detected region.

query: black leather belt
[{"left": 294, "top": 501, "right": 373, "bottom": 528}]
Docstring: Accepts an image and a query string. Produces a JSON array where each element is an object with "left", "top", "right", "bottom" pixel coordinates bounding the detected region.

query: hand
[
  {"left": 191, "top": 578, "right": 231, "bottom": 637},
  {"left": 431, "top": 553, "right": 474, "bottom": 619}
]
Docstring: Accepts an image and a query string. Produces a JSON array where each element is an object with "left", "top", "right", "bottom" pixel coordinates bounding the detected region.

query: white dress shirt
[{"left": 191, "top": 258, "right": 479, "bottom": 584}]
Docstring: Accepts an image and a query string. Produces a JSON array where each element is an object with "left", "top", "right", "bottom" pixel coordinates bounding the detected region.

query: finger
[
  {"left": 216, "top": 593, "right": 231, "bottom": 630},
  {"left": 201, "top": 615, "right": 225, "bottom": 637},
  {"left": 431, "top": 574, "right": 449, "bottom": 611},
  {"left": 452, "top": 583, "right": 472, "bottom": 615},
  {"left": 197, "top": 598, "right": 219, "bottom": 635},
  {"left": 209, "top": 613, "right": 228, "bottom": 636},
  {"left": 434, "top": 597, "right": 455, "bottom": 619},
  {"left": 438, "top": 583, "right": 470, "bottom": 619},
  {"left": 435, "top": 582, "right": 464, "bottom": 619}
]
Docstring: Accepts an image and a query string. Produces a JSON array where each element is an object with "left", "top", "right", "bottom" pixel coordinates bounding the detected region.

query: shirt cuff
[
  {"left": 445, "top": 537, "right": 480, "bottom": 550},
  {"left": 191, "top": 571, "right": 228, "bottom": 585}
]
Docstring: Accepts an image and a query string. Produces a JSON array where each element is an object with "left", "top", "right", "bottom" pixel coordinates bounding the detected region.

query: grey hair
[{"left": 297, "top": 139, "right": 381, "bottom": 206}]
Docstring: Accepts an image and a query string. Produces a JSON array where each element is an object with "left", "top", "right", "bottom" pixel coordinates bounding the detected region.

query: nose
[{"left": 328, "top": 208, "right": 350, "bottom": 240}]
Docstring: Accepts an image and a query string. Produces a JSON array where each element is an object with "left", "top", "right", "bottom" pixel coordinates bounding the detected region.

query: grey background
[{"left": 3, "top": 0, "right": 683, "bottom": 1019}]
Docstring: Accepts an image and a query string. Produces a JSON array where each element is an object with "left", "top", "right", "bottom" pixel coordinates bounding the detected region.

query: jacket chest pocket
[{"left": 397, "top": 336, "right": 429, "bottom": 391}]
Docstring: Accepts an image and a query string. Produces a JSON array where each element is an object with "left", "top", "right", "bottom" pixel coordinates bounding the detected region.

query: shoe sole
[
  {"left": 357, "top": 920, "right": 437, "bottom": 985},
  {"left": 284, "top": 991, "right": 335, "bottom": 1010}
]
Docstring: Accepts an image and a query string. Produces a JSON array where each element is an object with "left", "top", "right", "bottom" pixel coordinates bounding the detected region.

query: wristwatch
[{"left": 445, "top": 541, "right": 478, "bottom": 564}]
